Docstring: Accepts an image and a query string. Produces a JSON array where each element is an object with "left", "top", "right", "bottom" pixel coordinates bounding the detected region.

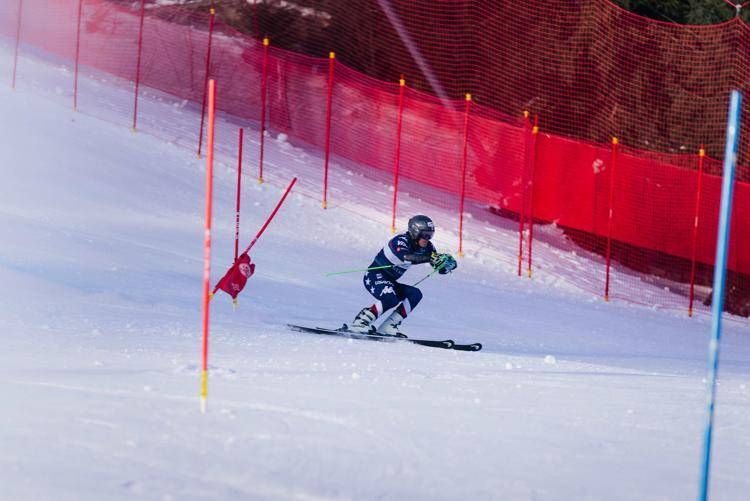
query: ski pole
[
  {"left": 412, "top": 256, "right": 452, "bottom": 286},
  {"left": 412, "top": 268, "right": 439, "bottom": 286},
  {"left": 325, "top": 264, "right": 394, "bottom": 277}
]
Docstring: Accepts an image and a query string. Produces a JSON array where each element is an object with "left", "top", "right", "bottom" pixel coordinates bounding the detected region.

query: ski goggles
[{"left": 418, "top": 231, "right": 434, "bottom": 241}]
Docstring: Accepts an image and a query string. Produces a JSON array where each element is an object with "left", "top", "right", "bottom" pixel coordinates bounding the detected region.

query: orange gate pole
[
  {"left": 604, "top": 137, "right": 619, "bottom": 301},
  {"left": 518, "top": 111, "right": 531, "bottom": 276},
  {"left": 196, "top": 9, "right": 216, "bottom": 158},
  {"left": 391, "top": 77, "right": 406, "bottom": 233},
  {"left": 200, "top": 79, "right": 217, "bottom": 413},
  {"left": 527, "top": 116, "right": 539, "bottom": 278},
  {"left": 458, "top": 93, "right": 472, "bottom": 257},
  {"left": 258, "top": 37, "right": 269, "bottom": 184},
  {"left": 689, "top": 145, "right": 706, "bottom": 316},
  {"left": 322, "top": 51, "right": 336, "bottom": 209}
]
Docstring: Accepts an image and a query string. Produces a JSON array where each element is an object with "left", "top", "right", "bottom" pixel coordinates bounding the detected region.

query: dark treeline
[
  {"left": 140, "top": 1, "right": 749, "bottom": 27},
  {"left": 612, "top": 0, "right": 749, "bottom": 24}
]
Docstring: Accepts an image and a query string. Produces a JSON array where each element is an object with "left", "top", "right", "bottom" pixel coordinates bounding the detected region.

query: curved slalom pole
[
  {"left": 698, "top": 89, "right": 742, "bottom": 501},
  {"left": 240, "top": 177, "right": 297, "bottom": 256}
]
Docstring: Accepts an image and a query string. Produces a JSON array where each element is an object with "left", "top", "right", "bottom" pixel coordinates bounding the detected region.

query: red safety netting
[
  {"left": 2, "top": 0, "right": 749, "bottom": 316},
  {"left": 257, "top": 1, "right": 749, "bottom": 166}
]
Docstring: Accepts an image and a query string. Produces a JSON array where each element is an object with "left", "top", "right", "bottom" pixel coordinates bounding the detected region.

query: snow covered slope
[{"left": 1, "top": 45, "right": 749, "bottom": 501}]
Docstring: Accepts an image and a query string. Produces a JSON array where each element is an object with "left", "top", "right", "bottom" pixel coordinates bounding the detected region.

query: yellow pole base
[
  {"left": 131, "top": 127, "right": 137, "bottom": 134},
  {"left": 527, "top": 269, "right": 532, "bottom": 279},
  {"left": 232, "top": 298, "right": 238, "bottom": 310},
  {"left": 688, "top": 308, "right": 693, "bottom": 317},
  {"left": 604, "top": 295, "right": 609, "bottom": 302},
  {"left": 200, "top": 370, "right": 208, "bottom": 413},
  {"left": 322, "top": 201, "right": 328, "bottom": 209},
  {"left": 258, "top": 178, "right": 264, "bottom": 185}
]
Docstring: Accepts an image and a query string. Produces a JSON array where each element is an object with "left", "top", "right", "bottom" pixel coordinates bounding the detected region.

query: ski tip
[{"left": 451, "top": 342, "right": 482, "bottom": 352}]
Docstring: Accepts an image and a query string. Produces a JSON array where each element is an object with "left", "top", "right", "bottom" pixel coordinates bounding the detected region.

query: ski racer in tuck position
[{"left": 348, "top": 215, "right": 457, "bottom": 337}]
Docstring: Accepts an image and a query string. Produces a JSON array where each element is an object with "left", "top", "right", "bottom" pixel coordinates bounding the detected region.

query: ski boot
[
  {"left": 376, "top": 310, "right": 408, "bottom": 338},
  {"left": 348, "top": 307, "right": 377, "bottom": 333}
]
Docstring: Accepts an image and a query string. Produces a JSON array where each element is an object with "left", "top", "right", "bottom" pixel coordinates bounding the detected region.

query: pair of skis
[{"left": 287, "top": 324, "right": 482, "bottom": 352}]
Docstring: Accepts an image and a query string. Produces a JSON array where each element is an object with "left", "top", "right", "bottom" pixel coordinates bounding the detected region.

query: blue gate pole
[{"left": 698, "top": 90, "right": 742, "bottom": 501}]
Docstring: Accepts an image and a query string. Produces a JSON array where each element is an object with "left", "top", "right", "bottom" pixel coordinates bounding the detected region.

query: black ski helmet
[{"left": 408, "top": 215, "right": 435, "bottom": 241}]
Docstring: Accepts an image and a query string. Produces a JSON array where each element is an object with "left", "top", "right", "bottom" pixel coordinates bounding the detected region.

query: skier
[{"left": 348, "top": 215, "right": 457, "bottom": 336}]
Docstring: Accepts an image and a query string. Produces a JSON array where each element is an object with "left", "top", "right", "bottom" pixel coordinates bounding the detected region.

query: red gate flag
[
  {"left": 211, "top": 176, "right": 297, "bottom": 302},
  {"left": 212, "top": 252, "right": 255, "bottom": 299}
]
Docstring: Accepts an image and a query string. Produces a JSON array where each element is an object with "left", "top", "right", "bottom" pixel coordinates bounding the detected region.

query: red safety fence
[{"left": 2, "top": 0, "right": 749, "bottom": 316}]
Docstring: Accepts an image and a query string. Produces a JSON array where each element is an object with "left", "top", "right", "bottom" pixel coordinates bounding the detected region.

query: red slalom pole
[
  {"left": 604, "top": 137, "right": 618, "bottom": 301},
  {"left": 234, "top": 128, "right": 244, "bottom": 261},
  {"left": 241, "top": 176, "right": 298, "bottom": 256},
  {"left": 200, "top": 79, "right": 217, "bottom": 413},
  {"left": 11, "top": 0, "right": 23, "bottom": 89},
  {"left": 132, "top": 0, "right": 146, "bottom": 132},
  {"left": 527, "top": 116, "right": 539, "bottom": 278},
  {"left": 689, "top": 145, "right": 706, "bottom": 316},
  {"left": 322, "top": 51, "right": 335, "bottom": 209},
  {"left": 73, "top": 0, "right": 83, "bottom": 111},
  {"left": 391, "top": 77, "right": 406, "bottom": 233},
  {"left": 458, "top": 93, "right": 472, "bottom": 257},
  {"left": 518, "top": 111, "right": 531, "bottom": 277},
  {"left": 258, "top": 37, "right": 269, "bottom": 184},
  {"left": 196, "top": 8, "right": 216, "bottom": 158}
]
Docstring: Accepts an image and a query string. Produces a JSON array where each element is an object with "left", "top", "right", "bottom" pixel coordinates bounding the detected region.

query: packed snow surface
[{"left": 1, "top": 44, "right": 749, "bottom": 501}]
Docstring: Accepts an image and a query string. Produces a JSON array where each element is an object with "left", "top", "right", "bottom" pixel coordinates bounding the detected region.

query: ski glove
[{"left": 431, "top": 253, "right": 457, "bottom": 274}]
